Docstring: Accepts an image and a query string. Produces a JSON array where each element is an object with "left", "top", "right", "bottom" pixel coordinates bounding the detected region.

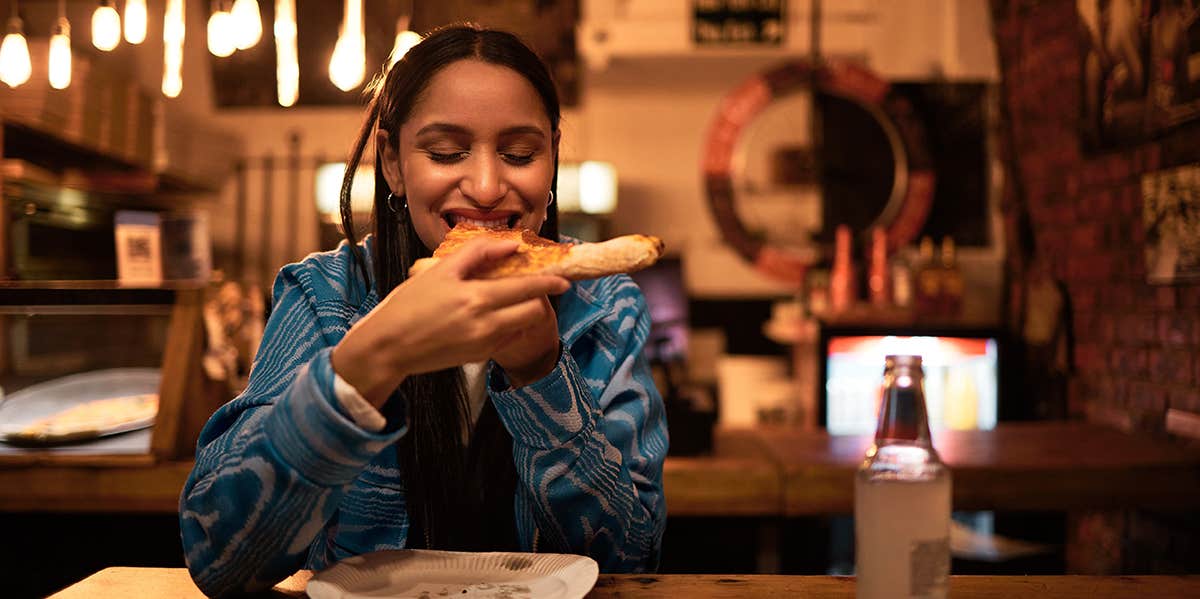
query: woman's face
[{"left": 379, "top": 59, "right": 558, "bottom": 252}]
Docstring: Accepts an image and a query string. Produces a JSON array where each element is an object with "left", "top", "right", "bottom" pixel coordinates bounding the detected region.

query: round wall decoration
[{"left": 702, "top": 59, "right": 936, "bottom": 286}]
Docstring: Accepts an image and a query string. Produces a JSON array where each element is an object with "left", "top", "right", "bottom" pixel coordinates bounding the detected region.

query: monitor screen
[{"left": 824, "top": 335, "right": 999, "bottom": 435}]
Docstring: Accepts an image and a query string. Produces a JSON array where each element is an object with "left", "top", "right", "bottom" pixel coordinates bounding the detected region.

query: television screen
[{"left": 824, "top": 335, "right": 999, "bottom": 435}]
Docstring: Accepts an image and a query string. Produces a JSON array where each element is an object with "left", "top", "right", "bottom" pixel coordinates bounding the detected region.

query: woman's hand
[{"left": 331, "top": 237, "right": 569, "bottom": 407}]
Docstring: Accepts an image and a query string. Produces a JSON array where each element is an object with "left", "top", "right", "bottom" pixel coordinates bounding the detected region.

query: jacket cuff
[
  {"left": 488, "top": 348, "right": 598, "bottom": 449},
  {"left": 264, "top": 347, "right": 405, "bottom": 486}
]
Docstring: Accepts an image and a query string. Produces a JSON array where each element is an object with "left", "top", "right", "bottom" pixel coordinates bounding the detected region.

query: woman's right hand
[{"left": 331, "top": 237, "right": 570, "bottom": 407}]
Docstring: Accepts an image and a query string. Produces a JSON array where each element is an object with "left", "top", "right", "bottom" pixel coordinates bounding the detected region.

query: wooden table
[
  {"left": 49, "top": 567, "right": 1200, "bottom": 598},
  {"left": 752, "top": 421, "right": 1200, "bottom": 515},
  {"left": 3, "top": 421, "right": 1198, "bottom": 517}
]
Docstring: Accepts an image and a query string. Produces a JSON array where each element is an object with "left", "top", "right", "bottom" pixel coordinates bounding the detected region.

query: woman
[{"left": 179, "top": 24, "right": 667, "bottom": 597}]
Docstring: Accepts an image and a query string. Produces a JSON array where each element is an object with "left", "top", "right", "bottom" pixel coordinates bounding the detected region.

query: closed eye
[
  {"left": 427, "top": 150, "right": 467, "bottom": 163},
  {"left": 502, "top": 153, "right": 535, "bottom": 165}
]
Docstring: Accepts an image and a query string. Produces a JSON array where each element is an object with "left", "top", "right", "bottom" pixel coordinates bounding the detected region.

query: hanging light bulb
[
  {"left": 0, "top": 13, "right": 31, "bottom": 89},
  {"left": 274, "top": 0, "right": 298, "bottom": 106},
  {"left": 163, "top": 0, "right": 185, "bottom": 44},
  {"left": 163, "top": 45, "right": 183, "bottom": 97},
  {"left": 162, "top": 0, "right": 185, "bottom": 97},
  {"left": 208, "top": 2, "right": 236, "bottom": 57},
  {"left": 329, "top": 0, "right": 365, "bottom": 92},
  {"left": 231, "top": 0, "right": 262, "bottom": 50},
  {"left": 389, "top": 30, "right": 421, "bottom": 68},
  {"left": 49, "top": 17, "right": 72, "bottom": 90},
  {"left": 124, "top": 0, "right": 147, "bottom": 45},
  {"left": 92, "top": 0, "right": 121, "bottom": 52}
]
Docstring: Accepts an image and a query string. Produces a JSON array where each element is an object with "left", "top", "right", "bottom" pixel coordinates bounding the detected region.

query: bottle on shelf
[
  {"left": 939, "top": 236, "right": 964, "bottom": 316},
  {"left": 855, "top": 355, "right": 951, "bottom": 599},
  {"left": 914, "top": 236, "right": 940, "bottom": 315},
  {"left": 890, "top": 249, "right": 914, "bottom": 309},
  {"left": 867, "top": 226, "right": 891, "bottom": 308},
  {"left": 829, "top": 224, "right": 857, "bottom": 313}
]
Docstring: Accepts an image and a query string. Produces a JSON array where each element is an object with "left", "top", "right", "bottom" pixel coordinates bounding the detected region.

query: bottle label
[{"left": 909, "top": 537, "right": 950, "bottom": 597}]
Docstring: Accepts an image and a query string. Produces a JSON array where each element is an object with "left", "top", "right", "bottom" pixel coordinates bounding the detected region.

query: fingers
[
  {"left": 472, "top": 275, "right": 569, "bottom": 309},
  {"left": 484, "top": 297, "right": 552, "bottom": 343},
  {"left": 440, "top": 237, "right": 520, "bottom": 277}
]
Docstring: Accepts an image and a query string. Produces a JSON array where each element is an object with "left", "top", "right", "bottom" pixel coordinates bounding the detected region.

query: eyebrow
[{"left": 414, "top": 123, "right": 546, "bottom": 138}]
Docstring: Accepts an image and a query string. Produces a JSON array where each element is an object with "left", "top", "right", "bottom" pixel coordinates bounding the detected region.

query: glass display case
[{"left": 0, "top": 283, "right": 220, "bottom": 461}]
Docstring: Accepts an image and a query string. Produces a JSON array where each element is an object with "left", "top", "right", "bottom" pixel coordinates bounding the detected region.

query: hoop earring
[
  {"left": 547, "top": 190, "right": 555, "bottom": 207},
  {"left": 387, "top": 192, "right": 406, "bottom": 213}
]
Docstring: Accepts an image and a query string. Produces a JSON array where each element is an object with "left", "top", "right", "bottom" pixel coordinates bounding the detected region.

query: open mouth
[{"left": 442, "top": 214, "right": 520, "bottom": 229}]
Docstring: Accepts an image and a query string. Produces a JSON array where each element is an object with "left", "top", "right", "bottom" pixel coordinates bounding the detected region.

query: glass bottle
[
  {"left": 855, "top": 355, "right": 951, "bottom": 599},
  {"left": 939, "top": 236, "right": 964, "bottom": 316},
  {"left": 914, "top": 236, "right": 940, "bottom": 315},
  {"left": 829, "top": 224, "right": 857, "bottom": 313}
]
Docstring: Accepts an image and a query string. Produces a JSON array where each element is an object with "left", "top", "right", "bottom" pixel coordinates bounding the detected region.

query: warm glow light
[
  {"left": 162, "top": 0, "right": 184, "bottom": 97},
  {"left": 329, "top": 32, "right": 365, "bottom": 91},
  {"left": 49, "top": 20, "right": 72, "bottom": 89},
  {"left": 163, "top": 0, "right": 185, "bottom": 43},
  {"left": 274, "top": 0, "right": 297, "bottom": 106},
  {"left": 231, "top": 0, "right": 262, "bottom": 50},
  {"left": 329, "top": 0, "right": 365, "bottom": 91},
  {"left": 124, "top": 0, "right": 147, "bottom": 44},
  {"left": 579, "top": 161, "right": 618, "bottom": 214},
  {"left": 0, "top": 17, "right": 31, "bottom": 88},
  {"left": 163, "top": 44, "right": 182, "bottom": 97},
  {"left": 389, "top": 30, "right": 421, "bottom": 67},
  {"left": 92, "top": 0, "right": 121, "bottom": 51},
  {"left": 207, "top": 10, "right": 235, "bottom": 57}
]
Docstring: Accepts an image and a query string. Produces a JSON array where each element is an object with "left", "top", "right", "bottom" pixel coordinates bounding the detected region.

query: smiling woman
[{"left": 178, "top": 23, "right": 667, "bottom": 598}]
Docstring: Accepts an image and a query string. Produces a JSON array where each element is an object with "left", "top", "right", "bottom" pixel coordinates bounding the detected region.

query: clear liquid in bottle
[{"left": 854, "top": 355, "right": 951, "bottom": 599}]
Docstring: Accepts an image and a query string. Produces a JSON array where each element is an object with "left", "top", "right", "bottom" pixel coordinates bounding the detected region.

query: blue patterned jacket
[{"left": 178, "top": 238, "right": 668, "bottom": 597}]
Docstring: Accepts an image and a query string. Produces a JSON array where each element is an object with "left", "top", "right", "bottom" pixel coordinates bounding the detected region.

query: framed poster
[
  {"left": 1078, "top": 1, "right": 1200, "bottom": 148},
  {"left": 1143, "top": 163, "right": 1200, "bottom": 284},
  {"left": 1078, "top": 0, "right": 1153, "bottom": 148},
  {"left": 1146, "top": 1, "right": 1200, "bottom": 131}
]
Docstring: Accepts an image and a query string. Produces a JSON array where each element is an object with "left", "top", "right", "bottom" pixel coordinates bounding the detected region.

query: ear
[{"left": 375, "top": 129, "right": 404, "bottom": 197}]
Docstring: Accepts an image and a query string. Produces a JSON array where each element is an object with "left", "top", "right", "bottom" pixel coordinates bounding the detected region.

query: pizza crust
[{"left": 409, "top": 224, "right": 665, "bottom": 281}]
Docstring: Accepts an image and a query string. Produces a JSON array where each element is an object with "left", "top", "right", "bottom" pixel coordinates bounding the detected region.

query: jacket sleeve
[
  {"left": 178, "top": 263, "right": 405, "bottom": 598},
  {"left": 488, "top": 276, "right": 668, "bottom": 572}
]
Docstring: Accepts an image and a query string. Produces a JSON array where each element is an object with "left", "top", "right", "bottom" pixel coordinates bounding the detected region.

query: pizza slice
[
  {"left": 6, "top": 393, "right": 159, "bottom": 443},
  {"left": 410, "top": 224, "right": 665, "bottom": 281}
]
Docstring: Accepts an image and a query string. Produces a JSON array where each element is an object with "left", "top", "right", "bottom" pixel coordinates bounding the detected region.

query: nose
[{"left": 460, "top": 154, "right": 507, "bottom": 206}]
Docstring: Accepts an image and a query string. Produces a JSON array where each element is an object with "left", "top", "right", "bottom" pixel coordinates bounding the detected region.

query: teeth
[{"left": 453, "top": 216, "right": 511, "bottom": 229}]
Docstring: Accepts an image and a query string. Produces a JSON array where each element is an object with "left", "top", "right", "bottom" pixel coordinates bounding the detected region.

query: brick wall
[{"left": 991, "top": 0, "right": 1199, "bottom": 574}]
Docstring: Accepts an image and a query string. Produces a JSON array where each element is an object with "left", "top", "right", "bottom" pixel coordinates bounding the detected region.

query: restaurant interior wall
[{"left": 991, "top": 0, "right": 1200, "bottom": 575}]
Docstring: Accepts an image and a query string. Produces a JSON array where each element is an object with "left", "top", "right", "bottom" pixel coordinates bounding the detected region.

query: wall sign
[{"left": 693, "top": 0, "right": 784, "bottom": 46}]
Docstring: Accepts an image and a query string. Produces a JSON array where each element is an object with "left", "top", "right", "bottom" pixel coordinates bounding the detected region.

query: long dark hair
[{"left": 337, "top": 24, "right": 562, "bottom": 550}]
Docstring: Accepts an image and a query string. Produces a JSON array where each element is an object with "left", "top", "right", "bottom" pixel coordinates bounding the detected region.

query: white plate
[
  {"left": 307, "top": 549, "right": 599, "bottom": 599},
  {"left": 0, "top": 368, "right": 161, "bottom": 446}
]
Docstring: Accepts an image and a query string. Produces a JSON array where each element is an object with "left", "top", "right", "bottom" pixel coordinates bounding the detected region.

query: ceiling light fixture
[
  {"left": 329, "top": 0, "right": 365, "bottom": 92},
  {"left": 231, "top": 0, "right": 262, "bottom": 50},
  {"left": 49, "top": 0, "right": 71, "bottom": 89},
  {"left": 124, "top": 0, "right": 147, "bottom": 44},
  {"left": 92, "top": 0, "right": 121, "bottom": 52},
  {"left": 274, "top": 0, "right": 298, "bottom": 106},
  {"left": 0, "top": 3, "right": 31, "bottom": 89},
  {"left": 208, "top": 1, "right": 236, "bottom": 57},
  {"left": 162, "top": 0, "right": 185, "bottom": 97}
]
